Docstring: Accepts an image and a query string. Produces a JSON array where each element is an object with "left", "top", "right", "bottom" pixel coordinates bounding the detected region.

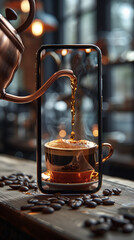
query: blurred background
[{"left": 0, "top": 0, "right": 133, "bottom": 180}]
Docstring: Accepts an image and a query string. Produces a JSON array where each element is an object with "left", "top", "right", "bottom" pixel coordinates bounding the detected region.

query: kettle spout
[{"left": 0, "top": 70, "right": 77, "bottom": 104}]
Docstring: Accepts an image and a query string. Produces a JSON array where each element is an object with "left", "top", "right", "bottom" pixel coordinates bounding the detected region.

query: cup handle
[{"left": 96, "top": 143, "right": 113, "bottom": 166}]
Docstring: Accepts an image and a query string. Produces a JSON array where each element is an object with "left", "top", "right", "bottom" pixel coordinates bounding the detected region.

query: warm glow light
[
  {"left": 61, "top": 49, "right": 68, "bottom": 56},
  {"left": 31, "top": 20, "right": 44, "bottom": 36},
  {"left": 21, "top": 0, "right": 30, "bottom": 13},
  {"left": 93, "top": 129, "right": 98, "bottom": 137},
  {"left": 85, "top": 48, "right": 91, "bottom": 53},
  {"left": 59, "top": 129, "right": 66, "bottom": 138},
  {"left": 92, "top": 124, "right": 98, "bottom": 137}
]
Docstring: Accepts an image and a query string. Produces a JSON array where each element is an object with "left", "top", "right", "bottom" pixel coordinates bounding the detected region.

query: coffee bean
[
  {"left": 93, "top": 198, "right": 103, "bottom": 205},
  {"left": 103, "top": 200, "right": 115, "bottom": 206},
  {"left": 42, "top": 206, "right": 54, "bottom": 214},
  {"left": 30, "top": 205, "right": 45, "bottom": 212},
  {"left": 101, "top": 196, "right": 109, "bottom": 201},
  {"left": 52, "top": 199, "right": 65, "bottom": 205},
  {"left": 85, "top": 201, "right": 97, "bottom": 208},
  {"left": 57, "top": 196, "right": 70, "bottom": 204},
  {"left": 90, "top": 223, "right": 110, "bottom": 235},
  {"left": 68, "top": 199, "right": 75, "bottom": 206},
  {"left": 9, "top": 184, "right": 21, "bottom": 190},
  {"left": 16, "top": 172, "right": 24, "bottom": 177},
  {"left": 103, "top": 189, "right": 112, "bottom": 196},
  {"left": 8, "top": 176, "right": 17, "bottom": 181},
  {"left": 21, "top": 204, "right": 35, "bottom": 210},
  {"left": 112, "top": 188, "right": 122, "bottom": 195},
  {"left": 111, "top": 217, "right": 130, "bottom": 228},
  {"left": 17, "top": 176, "right": 24, "bottom": 181},
  {"left": 23, "top": 181, "right": 29, "bottom": 187},
  {"left": 0, "top": 181, "right": 5, "bottom": 187},
  {"left": 12, "top": 180, "right": 19, "bottom": 184},
  {"left": 27, "top": 198, "right": 39, "bottom": 204},
  {"left": 51, "top": 203, "right": 62, "bottom": 210},
  {"left": 26, "top": 174, "right": 33, "bottom": 179},
  {"left": 19, "top": 186, "right": 29, "bottom": 192},
  {"left": 31, "top": 180, "right": 37, "bottom": 183},
  {"left": 123, "top": 213, "right": 134, "bottom": 223},
  {"left": 122, "top": 223, "right": 134, "bottom": 233},
  {"left": 4, "top": 180, "right": 13, "bottom": 185},
  {"left": 100, "top": 215, "right": 112, "bottom": 223},
  {"left": 75, "top": 197, "right": 84, "bottom": 204},
  {"left": 70, "top": 200, "right": 82, "bottom": 209},
  {"left": 2, "top": 176, "right": 8, "bottom": 180},
  {"left": 82, "top": 194, "right": 91, "bottom": 200},
  {"left": 96, "top": 218, "right": 106, "bottom": 225},
  {"left": 28, "top": 183, "right": 37, "bottom": 190},
  {"left": 84, "top": 199, "right": 92, "bottom": 206},
  {"left": 84, "top": 218, "right": 98, "bottom": 227},
  {"left": 36, "top": 200, "right": 51, "bottom": 206},
  {"left": 91, "top": 194, "right": 99, "bottom": 198},
  {"left": 47, "top": 197, "right": 58, "bottom": 202}
]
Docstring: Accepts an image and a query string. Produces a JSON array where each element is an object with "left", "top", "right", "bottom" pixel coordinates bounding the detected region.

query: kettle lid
[{"left": 0, "top": 13, "right": 24, "bottom": 53}]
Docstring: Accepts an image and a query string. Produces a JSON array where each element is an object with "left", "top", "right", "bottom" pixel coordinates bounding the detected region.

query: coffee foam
[{"left": 45, "top": 139, "right": 97, "bottom": 150}]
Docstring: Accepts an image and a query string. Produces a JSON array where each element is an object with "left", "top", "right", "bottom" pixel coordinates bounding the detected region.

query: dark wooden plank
[{"left": 0, "top": 155, "right": 134, "bottom": 240}]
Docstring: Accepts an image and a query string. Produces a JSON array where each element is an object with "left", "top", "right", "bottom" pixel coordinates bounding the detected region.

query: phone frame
[{"left": 36, "top": 44, "right": 102, "bottom": 194}]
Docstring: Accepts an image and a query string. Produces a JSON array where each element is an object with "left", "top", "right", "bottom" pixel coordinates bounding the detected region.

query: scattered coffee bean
[
  {"left": 91, "top": 194, "right": 99, "bottom": 198},
  {"left": 21, "top": 204, "right": 35, "bottom": 210},
  {"left": 36, "top": 200, "right": 51, "bottom": 206},
  {"left": 4, "top": 180, "right": 13, "bottom": 185},
  {"left": 82, "top": 194, "right": 91, "bottom": 200},
  {"left": 8, "top": 176, "right": 17, "bottom": 181},
  {"left": 93, "top": 198, "right": 103, "bottom": 205},
  {"left": 122, "top": 223, "right": 134, "bottom": 233},
  {"left": 16, "top": 172, "right": 25, "bottom": 177},
  {"left": 47, "top": 197, "right": 58, "bottom": 202},
  {"left": 27, "top": 174, "right": 33, "bottom": 179},
  {"left": 112, "top": 188, "right": 122, "bottom": 195},
  {"left": 52, "top": 199, "right": 65, "bottom": 205},
  {"left": 100, "top": 215, "right": 112, "bottom": 223},
  {"left": 27, "top": 198, "right": 39, "bottom": 204},
  {"left": 84, "top": 218, "right": 98, "bottom": 227},
  {"left": 50, "top": 203, "right": 62, "bottom": 210},
  {"left": 111, "top": 217, "right": 130, "bottom": 228},
  {"left": 103, "top": 189, "right": 112, "bottom": 196},
  {"left": 84, "top": 199, "right": 92, "bottom": 206},
  {"left": 0, "top": 181, "right": 5, "bottom": 187},
  {"left": 123, "top": 213, "right": 134, "bottom": 223},
  {"left": 2, "top": 176, "right": 8, "bottom": 180},
  {"left": 19, "top": 186, "right": 29, "bottom": 192},
  {"left": 9, "top": 184, "right": 21, "bottom": 190},
  {"left": 75, "top": 197, "right": 84, "bottom": 204},
  {"left": 28, "top": 183, "right": 37, "bottom": 190},
  {"left": 103, "top": 200, "right": 115, "bottom": 206},
  {"left": 101, "top": 196, "right": 109, "bottom": 201},
  {"left": 85, "top": 201, "right": 97, "bottom": 208},
  {"left": 97, "top": 217, "right": 105, "bottom": 224},
  {"left": 42, "top": 206, "right": 54, "bottom": 214},
  {"left": 57, "top": 196, "right": 70, "bottom": 204},
  {"left": 70, "top": 200, "right": 83, "bottom": 209},
  {"left": 23, "top": 181, "right": 29, "bottom": 187},
  {"left": 12, "top": 180, "right": 19, "bottom": 184},
  {"left": 90, "top": 223, "right": 110, "bottom": 236},
  {"left": 30, "top": 205, "right": 45, "bottom": 212}
]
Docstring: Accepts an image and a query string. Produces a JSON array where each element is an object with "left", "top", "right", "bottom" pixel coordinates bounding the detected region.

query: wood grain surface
[{"left": 0, "top": 155, "right": 134, "bottom": 240}]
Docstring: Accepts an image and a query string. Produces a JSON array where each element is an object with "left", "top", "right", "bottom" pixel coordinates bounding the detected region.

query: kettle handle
[{"left": 16, "top": 0, "right": 35, "bottom": 33}]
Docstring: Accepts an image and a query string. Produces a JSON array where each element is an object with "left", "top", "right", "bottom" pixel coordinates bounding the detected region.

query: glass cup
[{"left": 44, "top": 139, "right": 113, "bottom": 183}]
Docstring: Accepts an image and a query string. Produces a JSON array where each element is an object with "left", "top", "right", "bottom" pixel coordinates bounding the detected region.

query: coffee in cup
[{"left": 44, "top": 139, "right": 113, "bottom": 183}]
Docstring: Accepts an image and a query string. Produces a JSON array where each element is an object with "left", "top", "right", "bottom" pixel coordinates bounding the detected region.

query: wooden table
[{"left": 0, "top": 155, "right": 134, "bottom": 240}]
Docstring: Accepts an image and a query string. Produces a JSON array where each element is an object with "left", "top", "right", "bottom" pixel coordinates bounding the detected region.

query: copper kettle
[{"left": 0, "top": 0, "right": 76, "bottom": 104}]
